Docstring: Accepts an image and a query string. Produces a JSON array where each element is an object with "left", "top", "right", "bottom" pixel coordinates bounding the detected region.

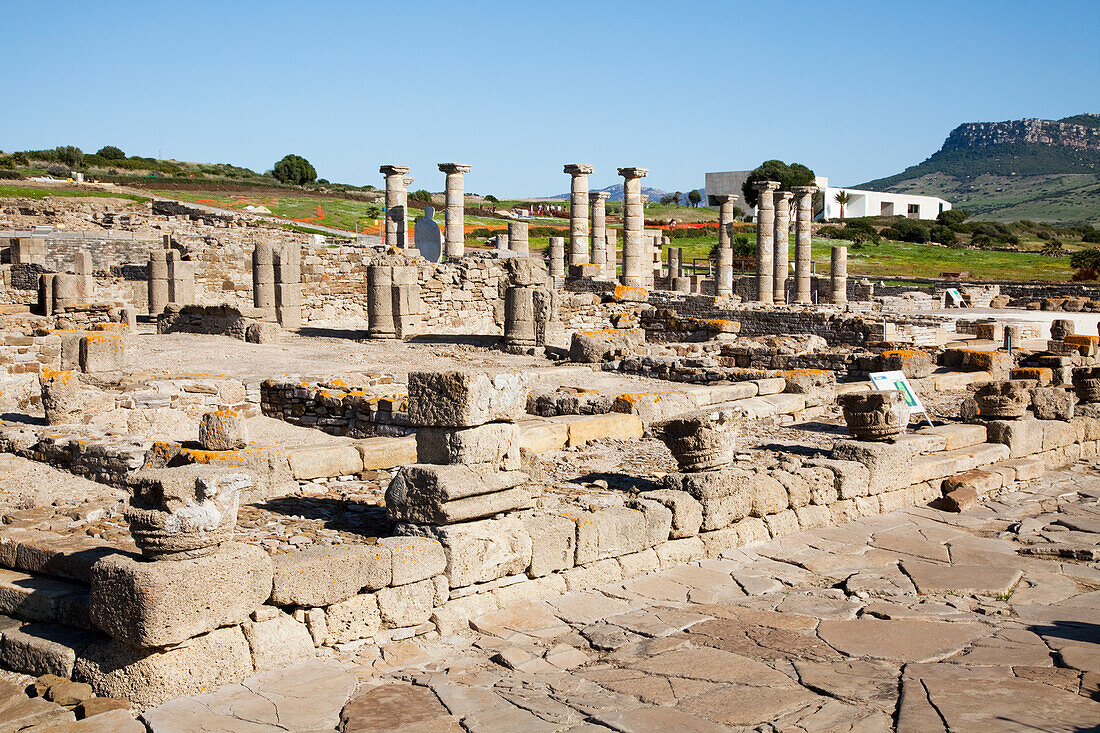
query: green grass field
[{"left": 0, "top": 184, "right": 148, "bottom": 203}]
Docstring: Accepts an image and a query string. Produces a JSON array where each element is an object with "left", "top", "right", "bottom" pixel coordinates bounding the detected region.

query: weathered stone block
[
  {"left": 241, "top": 611, "right": 314, "bottom": 672},
  {"left": 79, "top": 333, "right": 124, "bottom": 374},
  {"left": 654, "top": 537, "right": 705, "bottom": 567},
  {"left": 522, "top": 514, "right": 577, "bottom": 577},
  {"left": 616, "top": 548, "right": 660, "bottom": 577},
  {"left": 591, "top": 507, "right": 647, "bottom": 560},
  {"left": 270, "top": 545, "right": 391, "bottom": 607},
  {"left": 985, "top": 418, "right": 1043, "bottom": 458},
  {"left": 73, "top": 625, "right": 253, "bottom": 709},
  {"left": 798, "top": 466, "right": 838, "bottom": 505},
  {"left": 794, "top": 504, "right": 831, "bottom": 530},
  {"left": 416, "top": 423, "right": 520, "bottom": 470},
  {"left": 324, "top": 593, "right": 381, "bottom": 645},
  {"left": 750, "top": 474, "right": 790, "bottom": 517},
  {"left": 831, "top": 439, "right": 913, "bottom": 494},
  {"left": 376, "top": 536, "right": 446, "bottom": 586},
  {"left": 565, "top": 412, "right": 644, "bottom": 446},
  {"left": 661, "top": 469, "right": 752, "bottom": 530},
  {"left": 772, "top": 470, "right": 810, "bottom": 508},
  {"left": 626, "top": 498, "right": 673, "bottom": 548},
  {"left": 286, "top": 445, "right": 363, "bottom": 480},
  {"left": 407, "top": 371, "right": 528, "bottom": 427},
  {"left": 385, "top": 464, "right": 531, "bottom": 524},
  {"left": 375, "top": 579, "right": 435, "bottom": 629},
  {"left": 399, "top": 516, "right": 532, "bottom": 589},
  {"left": 733, "top": 517, "right": 769, "bottom": 545},
  {"left": 805, "top": 458, "right": 870, "bottom": 499},
  {"left": 763, "top": 509, "right": 799, "bottom": 538},
  {"left": 637, "top": 489, "right": 703, "bottom": 538},
  {"left": 0, "top": 623, "right": 92, "bottom": 677},
  {"left": 198, "top": 410, "right": 248, "bottom": 451},
  {"left": 89, "top": 543, "right": 272, "bottom": 648}
]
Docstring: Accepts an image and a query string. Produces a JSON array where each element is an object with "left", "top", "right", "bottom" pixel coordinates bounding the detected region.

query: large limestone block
[
  {"left": 407, "top": 371, "right": 528, "bottom": 427},
  {"left": 772, "top": 470, "right": 811, "bottom": 508},
  {"left": 399, "top": 516, "right": 533, "bottom": 588},
  {"left": 73, "top": 625, "right": 253, "bottom": 709},
  {"left": 522, "top": 513, "right": 577, "bottom": 577},
  {"left": 325, "top": 593, "right": 381, "bottom": 645},
  {"left": 831, "top": 439, "right": 914, "bottom": 494},
  {"left": 564, "top": 413, "right": 643, "bottom": 446},
  {"left": 0, "top": 623, "right": 93, "bottom": 677},
  {"left": 984, "top": 418, "right": 1043, "bottom": 459},
  {"left": 286, "top": 445, "right": 364, "bottom": 480},
  {"left": 661, "top": 470, "right": 753, "bottom": 530},
  {"left": 416, "top": 423, "right": 520, "bottom": 470},
  {"left": 79, "top": 333, "right": 124, "bottom": 374},
  {"left": 198, "top": 410, "right": 248, "bottom": 451},
  {"left": 354, "top": 435, "right": 417, "bottom": 471},
  {"left": 638, "top": 489, "right": 703, "bottom": 538},
  {"left": 89, "top": 542, "right": 273, "bottom": 647},
  {"left": 270, "top": 545, "right": 391, "bottom": 607},
  {"left": 518, "top": 420, "right": 568, "bottom": 453},
  {"left": 376, "top": 536, "right": 446, "bottom": 586},
  {"left": 749, "top": 474, "right": 790, "bottom": 517},
  {"left": 241, "top": 611, "right": 314, "bottom": 672},
  {"left": 626, "top": 498, "right": 674, "bottom": 547},
  {"left": 798, "top": 466, "right": 838, "bottom": 505},
  {"left": 385, "top": 464, "right": 531, "bottom": 524},
  {"left": 375, "top": 578, "right": 435, "bottom": 628},
  {"left": 804, "top": 458, "right": 871, "bottom": 499}
]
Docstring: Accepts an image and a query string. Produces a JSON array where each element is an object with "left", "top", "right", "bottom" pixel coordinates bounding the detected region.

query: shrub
[
  {"left": 936, "top": 209, "right": 969, "bottom": 228},
  {"left": 971, "top": 233, "right": 994, "bottom": 248},
  {"left": 741, "top": 159, "right": 816, "bottom": 207},
  {"left": 0, "top": 170, "right": 22, "bottom": 180},
  {"left": 730, "top": 233, "right": 755, "bottom": 258},
  {"left": 95, "top": 145, "right": 125, "bottom": 160},
  {"left": 930, "top": 225, "right": 958, "bottom": 246},
  {"left": 484, "top": 194, "right": 498, "bottom": 203},
  {"left": 410, "top": 189, "right": 433, "bottom": 202},
  {"left": 44, "top": 164, "right": 70, "bottom": 178},
  {"left": 1083, "top": 229, "right": 1100, "bottom": 244},
  {"left": 53, "top": 146, "right": 83, "bottom": 169},
  {"left": 816, "top": 225, "right": 845, "bottom": 240},
  {"left": 272, "top": 154, "right": 317, "bottom": 185}
]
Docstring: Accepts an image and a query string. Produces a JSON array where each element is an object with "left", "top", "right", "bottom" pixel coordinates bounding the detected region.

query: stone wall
[{"left": 260, "top": 378, "right": 412, "bottom": 438}]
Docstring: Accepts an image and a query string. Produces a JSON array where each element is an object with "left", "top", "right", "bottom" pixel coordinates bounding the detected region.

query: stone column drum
[
  {"left": 564, "top": 164, "right": 593, "bottom": 266},
  {"left": 380, "top": 165, "right": 410, "bottom": 249},
  {"left": 74, "top": 251, "right": 93, "bottom": 300},
  {"left": 713, "top": 194, "right": 738, "bottom": 298},
  {"left": 252, "top": 242, "right": 275, "bottom": 315},
  {"left": 831, "top": 245, "right": 848, "bottom": 305},
  {"left": 773, "top": 191, "right": 792, "bottom": 303},
  {"left": 273, "top": 243, "right": 302, "bottom": 329},
  {"left": 147, "top": 250, "right": 169, "bottom": 315},
  {"left": 752, "top": 181, "right": 780, "bottom": 304},
  {"left": 167, "top": 251, "right": 195, "bottom": 306},
  {"left": 791, "top": 186, "right": 816, "bottom": 304},
  {"left": 589, "top": 191, "right": 609, "bottom": 271},
  {"left": 603, "top": 229, "right": 617, "bottom": 279},
  {"left": 438, "top": 163, "right": 470, "bottom": 259},
  {"left": 508, "top": 221, "right": 529, "bottom": 257},
  {"left": 400, "top": 176, "right": 414, "bottom": 248},
  {"left": 367, "top": 265, "right": 397, "bottom": 339},
  {"left": 548, "top": 237, "right": 565, "bottom": 279},
  {"left": 618, "top": 167, "right": 649, "bottom": 287}
]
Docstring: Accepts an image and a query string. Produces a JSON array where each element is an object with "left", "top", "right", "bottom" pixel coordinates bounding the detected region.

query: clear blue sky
[{"left": 3, "top": 0, "right": 1097, "bottom": 196}]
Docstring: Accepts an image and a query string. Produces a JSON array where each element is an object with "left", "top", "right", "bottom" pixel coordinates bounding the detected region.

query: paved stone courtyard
[{"left": 134, "top": 463, "right": 1100, "bottom": 733}]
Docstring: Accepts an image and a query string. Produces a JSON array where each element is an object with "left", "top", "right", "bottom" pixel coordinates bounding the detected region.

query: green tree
[
  {"left": 96, "top": 145, "right": 125, "bottom": 160},
  {"left": 687, "top": 189, "right": 702, "bottom": 207},
  {"left": 54, "top": 146, "right": 83, "bottom": 169},
  {"left": 272, "top": 154, "right": 317, "bottom": 185},
  {"left": 741, "top": 160, "right": 816, "bottom": 208},
  {"left": 833, "top": 191, "right": 851, "bottom": 219},
  {"left": 484, "top": 194, "right": 499, "bottom": 203},
  {"left": 936, "top": 208, "right": 969, "bottom": 228}
]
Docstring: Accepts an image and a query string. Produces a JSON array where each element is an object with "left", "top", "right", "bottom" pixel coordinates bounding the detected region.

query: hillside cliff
[{"left": 942, "top": 117, "right": 1100, "bottom": 153}]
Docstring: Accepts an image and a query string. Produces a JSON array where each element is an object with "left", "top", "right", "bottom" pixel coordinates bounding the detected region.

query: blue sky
[{"left": 3, "top": 0, "right": 1097, "bottom": 195}]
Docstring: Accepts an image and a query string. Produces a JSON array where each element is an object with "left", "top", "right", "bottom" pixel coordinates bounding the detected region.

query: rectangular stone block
[
  {"left": 416, "top": 423, "right": 520, "bottom": 470},
  {"left": 270, "top": 545, "right": 391, "bottom": 607},
  {"left": 399, "top": 516, "right": 532, "bottom": 589},
  {"left": 662, "top": 470, "right": 752, "bottom": 531},
  {"left": 522, "top": 514, "right": 577, "bottom": 577},
  {"left": 286, "top": 445, "right": 363, "bottom": 480},
  {"left": 377, "top": 536, "right": 447, "bottom": 586},
  {"left": 831, "top": 439, "right": 913, "bottom": 494},
  {"left": 805, "top": 458, "right": 870, "bottom": 499},
  {"left": 591, "top": 507, "right": 647, "bottom": 560},
  {"left": 697, "top": 527, "right": 741, "bottom": 558},
  {"left": 561, "top": 558, "right": 623, "bottom": 593},
  {"left": 354, "top": 435, "right": 417, "bottom": 471},
  {"left": 655, "top": 536, "right": 705, "bottom": 567},
  {"left": 1042, "top": 419, "right": 1078, "bottom": 451},
  {"left": 0, "top": 568, "right": 89, "bottom": 628},
  {"left": 79, "top": 333, "right": 124, "bottom": 373},
  {"left": 637, "top": 489, "right": 702, "bottom": 538},
  {"left": 325, "top": 593, "right": 381, "bottom": 645},
  {"left": 564, "top": 413, "right": 643, "bottom": 447},
  {"left": 385, "top": 464, "right": 531, "bottom": 524},
  {"left": 0, "top": 622, "right": 93, "bottom": 677},
  {"left": 750, "top": 474, "right": 790, "bottom": 517},
  {"left": 74, "top": 625, "right": 253, "bottom": 709},
  {"left": 89, "top": 542, "right": 273, "bottom": 647},
  {"left": 616, "top": 548, "right": 660, "bottom": 577},
  {"left": 376, "top": 579, "right": 435, "bottom": 629},
  {"left": 794, "top": 504, "right": 831, "bottom": 530},
  {"left": 985, "top": 418, "right": 1043, "bottom": 459},
  {"left": 919, "top": 423, "right": 987, "bottom": 450},
  {"left": 518, "top": 420, "right": 568, "bottom": 453},
  {"left": 763, "top": 509, "right": 799, "bottom": 538},
  {"left": 407, "top": 371, "right": 528, "bottom": 427},
  {"left": 241, "top": 611, "right": 314, "bottom": 673}
]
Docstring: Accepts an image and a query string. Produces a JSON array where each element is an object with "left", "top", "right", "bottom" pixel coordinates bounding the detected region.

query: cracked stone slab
[
  {"left": 817, "top": 618, "right": 988, "bottom": 663},
  {"left": 900, "top": 559, "right": 1024, "bottom": 596}
]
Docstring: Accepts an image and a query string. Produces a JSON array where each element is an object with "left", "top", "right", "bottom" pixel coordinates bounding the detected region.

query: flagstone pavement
[{"left": 140, "top": 464, "right": 1100, "bottom": 733}]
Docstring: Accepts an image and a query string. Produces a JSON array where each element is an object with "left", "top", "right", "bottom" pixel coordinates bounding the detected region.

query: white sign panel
[{"left": 869, "top": 370, "right": 933, "bottom": 427}]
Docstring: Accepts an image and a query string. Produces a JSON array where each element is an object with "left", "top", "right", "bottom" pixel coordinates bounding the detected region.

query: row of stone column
[
  {"left": 252, "top": 242, "right": 302, "bottom": 328},
  {"left": 748, "top": 182, "right": 819, "bottom": 305},
  {"left": 147, "top": 245, "right": 195, "bottom": 315},
  {"left": 381, "top": 163, "right": 473, "bottom": 259}
]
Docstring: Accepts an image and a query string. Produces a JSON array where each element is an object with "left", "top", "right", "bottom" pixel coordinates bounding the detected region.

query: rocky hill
[{"left": 860, "top": 114, "right": 1100, "bottom": 225}]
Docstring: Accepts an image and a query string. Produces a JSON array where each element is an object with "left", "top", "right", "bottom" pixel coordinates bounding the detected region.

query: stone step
[
  {"left": 0, "top": 616, "right": 97, "bottom": 678},
  {"left": 0, "top": 527, "right": 128, "bottom": 584},
  {"left": 286, "top": 444, "right": 364, "bottom": 480},
  {"left": 0, "top": 673, "right": 75, "bottom": 729},
  {"left": 0, "top": 567, "right": 91, "bottom": 629},
  {"left": 917, "top": 423, "right": 988, "bottom": 451},
  {"left": 911, "top": 442, "right": 1011, "bottom": 484}
]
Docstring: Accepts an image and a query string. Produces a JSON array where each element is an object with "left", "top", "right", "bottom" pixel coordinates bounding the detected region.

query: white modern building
[{"left": 703, "top": 171, "right": 951, "bottom": 221}]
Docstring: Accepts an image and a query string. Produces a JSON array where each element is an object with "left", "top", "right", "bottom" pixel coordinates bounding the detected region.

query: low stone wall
[
  {"left": 157, "top": 304, "right": 276, "bottom": 341},
  {"left": 260, "top": 378, "right": 411, "bottom": 438}
]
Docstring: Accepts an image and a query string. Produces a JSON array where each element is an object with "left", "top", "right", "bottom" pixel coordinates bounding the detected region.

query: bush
[
  {"left": 936, "top": 208, "right": 969, "bottom": 228},
  {"left": 0, "top": 170, "right": 22, "bottom": 180},
  {"left": 95, "top": 145, "right": 125, "bottom": 160},
  {"left": 843, "top": 219, "right": 880, "bottom": 243},
  {"left": 816, "top": 225, "right": 845, "bottom": 240},
  {"left": 272, "top": 154, "right": 317, "bottom": 185},
  {"left": 484, "top": 194, "right": 498, "bottom": 203},
  {"left": 410, "top": 189, "right": 433, "bottom": 202},
  {"left": 930, "top": 225, "right": 958, "bottom": 246},
  {"left": 971, "top": 233, "right": 994, "bottom": 248},
  {"left": 886, "top": 218, "right": 930, "bottom": 243},
  {"left": 44, "top": 164, "right": 70, "bottom": 178},
  {"left": 667, "top": 226, "right": 718, "bottom": 239},
  {"left": 53, "top": 146, "right": 82, "bottom": 169},
  {"left": 1083, "top": 229, "right": 1100, "bottom": 244},
  {"left": 730, "top": 233, "right": 755, "bottom": 258}
]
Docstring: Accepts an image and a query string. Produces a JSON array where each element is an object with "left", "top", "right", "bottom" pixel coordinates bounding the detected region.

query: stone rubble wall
[{"left": 260, "top": 379, "right": 412, "bottom": 438}]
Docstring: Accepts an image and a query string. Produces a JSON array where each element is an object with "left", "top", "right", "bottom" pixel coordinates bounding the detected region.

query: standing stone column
[
  {"left": 618, "top": 167, "right": 649, "bottom": 287},
  {"left": 438, "top": 163, "right": 470, "bottom": 259},
  {"left": 508, "top": 220, "right": 529, "bottom": 257},
  {"left": 773, "top": 191, "right": 793, "bottom": 303},
  {"left": 564, "top": 164, "right": 594, "bottom": 266},
  {"left": 252, "top": 242, "right": 276, "bottom": 315},
  {"left": 589, "top": 191, "right": 609, "bottom": 271},
  {"left": 167, "top": 251, "right": 195, "bottom": 306},
  {"left": 548, "top": 237, "right": 565, "bottom": 279},
  {"left": 273, "top": 243, "right": 302, "bottom": 329},
  {"left": 603, "top": 229, "right": 617, "bottom": 279},
  {"left": 495, "top": 234, "right": 509, "bottom": 253},
  {"left": 367, "top": 265, "right": 396, "bottom": 339},
  {"left": 752, "top": 181, "right": 780, "bottom": 304},
  {"left": 400, "top": 176, "right": 414, "bottom": 248},
  {"left": 147, "top": 250, "right": 169, "bottom": 315},
  {"left": 713, "top": 194, "right": 738, "bottom": 298},
  {"left": 792, "top": 186, "right": 816, "bottom": 305},
  {"left": 380, "top": 165, "right": 410, "bottom": 249},
  {"left": 74, "top": 251, "right": 93, "bottom": 301},
  {"left": 831, "top": 246, "right": 848, "bottom": 305}
]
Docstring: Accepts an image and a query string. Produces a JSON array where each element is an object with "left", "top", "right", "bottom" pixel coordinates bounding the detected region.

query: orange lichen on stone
[
  {"left": 881, "top": 349, "right": 925, "bottom": 362},
  {"left": 612, "top": 285, "right": 648, "bottom": 303},
  {"left": 1010, "top": 367, "right": 1053, "bottom": 385},
  {"left": 41, "top": 368, "right": 74, "bottom": 383},
  {"left": 1063, "top": 335, "right": 1099, "bottom": 355}
]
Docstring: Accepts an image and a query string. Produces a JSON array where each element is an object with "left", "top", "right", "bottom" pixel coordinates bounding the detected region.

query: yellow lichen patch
[
  {"left": 612, "top": 285, "right": 648, "bottom": 302},
  {"left": 41, "top": 368, "right": 75, "bottom": 383},
  {"left": 1010, "top": 367, "right": 1053, "bottom": 385},
  {"left": 1063, "top": 335, "right": 1099, "bottom": 355},
  {"left": 881, "top": 349, "right": 926, "bottom": 362}
]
